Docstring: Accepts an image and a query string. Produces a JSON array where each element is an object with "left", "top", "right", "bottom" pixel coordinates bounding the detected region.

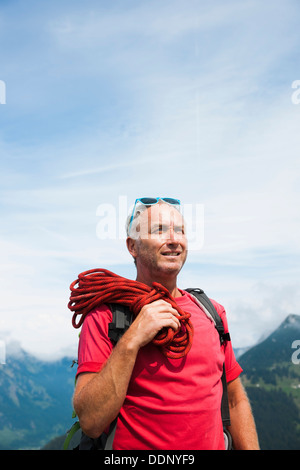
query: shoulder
[
  {"left": 77, "top": 304, "right": 114, "bottom": 376},
  {"left": 84, "top": 303, "right": 113, "bottom": 322},
  {"left": 209, "top": 298, "right": 229, "bottom": 334},
  {"left": 209, "top": 298, "right": 226, "bottom": 318},
  {"left": 80, "top": 303, "right": 113, "bottom": 338},
  {"left": 183, "top": 289, "right": 229, "bottom": 333}
]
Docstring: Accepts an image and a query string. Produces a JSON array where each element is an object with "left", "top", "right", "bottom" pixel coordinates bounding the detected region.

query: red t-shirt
[{"left": 77, "top": 291, "right": 242, "bottom": 450}]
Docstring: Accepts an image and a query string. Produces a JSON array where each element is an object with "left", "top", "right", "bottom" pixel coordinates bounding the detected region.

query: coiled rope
[{"left": 68, "top": 268, "right": 194, "bottom": 359}]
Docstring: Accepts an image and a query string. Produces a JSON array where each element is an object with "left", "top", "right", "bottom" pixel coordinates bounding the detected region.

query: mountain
[
  {"left": 1, "top": 314, "right": 300, "bottom": 450},
  {"left": 238, "top": 314, "right": 300, "bottom": 450},
  {"left": 0, "top": 348, "right": 76, "bottom": 450}
]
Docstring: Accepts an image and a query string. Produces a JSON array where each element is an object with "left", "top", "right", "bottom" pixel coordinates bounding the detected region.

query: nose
[
  {"left": 169, "top": 227, "right": 176, "bottom": 242},
  {"left": 166, "top": 226, "right": 181, "bottom": 244}
]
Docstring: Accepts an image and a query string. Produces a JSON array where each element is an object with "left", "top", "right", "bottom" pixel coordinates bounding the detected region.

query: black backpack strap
[
  {"left": 220, "top": 364, "right": 231, "bottom": 427},
  {"left": 108, "top": 303, "right": 133, "bottom": 343},
  {"left": 185, "top": 288, "right": 231, "bottom": 427},
  {"left": 185, "top": 288, "right": 231, "bottom": 344}
]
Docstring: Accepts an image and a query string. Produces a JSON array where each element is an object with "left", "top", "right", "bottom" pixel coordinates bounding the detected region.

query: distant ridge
[
  {"left": 0, "top": 314, "right": 300, "bottom": 449},
  {"left": 0, "top": 349, "right": 76, "bottom": 450},
  {"left": 239, "top": 313, "right": 300, "bottom": 369},
  {"left": 238, "top": 314, "right": 300, "bottom": 450}
]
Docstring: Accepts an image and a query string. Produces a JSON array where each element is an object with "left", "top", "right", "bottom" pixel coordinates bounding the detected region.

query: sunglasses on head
[
  {"left": 135, "top": 197, "right": 180, "bottom": 206},
  {"left": 128, "top": 197, "right": 181, "bottom": 234}
]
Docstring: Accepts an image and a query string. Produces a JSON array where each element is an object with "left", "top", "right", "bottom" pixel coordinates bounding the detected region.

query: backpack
[{"left": 63, "top": 288, "right": 232, "bottom": 450}]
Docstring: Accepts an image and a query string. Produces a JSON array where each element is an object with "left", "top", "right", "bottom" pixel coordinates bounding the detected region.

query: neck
[{"left": 136, "top": 270, "right": 181, "bottom": 298}]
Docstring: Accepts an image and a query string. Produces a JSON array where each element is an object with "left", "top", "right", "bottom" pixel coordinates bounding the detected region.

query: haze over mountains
[{"left": 0, "top": 314, "right": 299, "bottom": 450}]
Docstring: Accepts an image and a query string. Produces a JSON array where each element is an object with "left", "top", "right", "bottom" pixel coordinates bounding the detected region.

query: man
[{"left": 73, "top": 198, "right": 259, "bottom": 450}]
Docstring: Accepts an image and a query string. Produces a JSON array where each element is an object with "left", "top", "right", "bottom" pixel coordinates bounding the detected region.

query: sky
[{"left": 0, "top": 0, "right": 300, "bottom": 360}]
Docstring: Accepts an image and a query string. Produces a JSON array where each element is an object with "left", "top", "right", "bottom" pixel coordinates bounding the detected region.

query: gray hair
[
  {"left": 125, "top": 200, "right": 182, "bottom": 239},
  {"left": 125, "top": 205, "right": 147, "bottom": 239}
]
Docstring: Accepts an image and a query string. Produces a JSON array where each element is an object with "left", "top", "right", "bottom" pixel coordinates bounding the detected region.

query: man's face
[{"left": 133, "top": 202, "right": 188, "bottom": 278}]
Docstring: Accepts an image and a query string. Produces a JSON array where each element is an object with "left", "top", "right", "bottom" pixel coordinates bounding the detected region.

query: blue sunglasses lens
[
  {"left": 138, "top": 198, "right": 158, "bottom": 205},
  {"left": 138, "top": 197, "right": 180, "bottom": 206},
  {"left": 160, "top": 198, "right": 180, "bottom": 205}
]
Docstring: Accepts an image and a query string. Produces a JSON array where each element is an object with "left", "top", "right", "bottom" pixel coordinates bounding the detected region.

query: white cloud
[{"left": 0, "top": 0, "right": 300, "bottom": 356}]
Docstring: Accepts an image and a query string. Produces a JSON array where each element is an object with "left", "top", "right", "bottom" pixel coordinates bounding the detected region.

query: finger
[{"left": 155, "top": 300, "right": 181, "bottom": 316}]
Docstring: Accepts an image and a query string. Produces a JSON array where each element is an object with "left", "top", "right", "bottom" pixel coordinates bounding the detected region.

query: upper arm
[
  {"left": 227, "top": 377, "right": 248, "bottom": 409},
  {"left": 76, "top": 305, "right": 113, "bottom": 377}
]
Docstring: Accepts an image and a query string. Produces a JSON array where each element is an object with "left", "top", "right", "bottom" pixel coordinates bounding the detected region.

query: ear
[{"left": 126, "top": 237, "right": 138, "bottom": 260}]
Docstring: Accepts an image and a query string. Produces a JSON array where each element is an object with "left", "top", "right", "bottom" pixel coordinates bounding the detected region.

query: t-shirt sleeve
[
  {"left": 210, "top": 299, "right": 243, "bottom": 383},
  {"left": 76, "top": 304, "right": 114, "bottom": 378}
]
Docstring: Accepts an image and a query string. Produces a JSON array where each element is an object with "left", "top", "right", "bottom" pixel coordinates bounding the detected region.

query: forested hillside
[{"left": 1, "top": 314, "right": 299, "bottom": 450}]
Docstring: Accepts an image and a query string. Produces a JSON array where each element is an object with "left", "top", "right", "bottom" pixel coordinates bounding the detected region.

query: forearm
[{"left": 73, "top": 332, "right": 139, "bottom": 438}]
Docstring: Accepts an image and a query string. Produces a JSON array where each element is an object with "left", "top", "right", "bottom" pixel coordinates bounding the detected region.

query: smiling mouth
[{"left": 162, "top": 252, "right": 181, "bottom": 256}]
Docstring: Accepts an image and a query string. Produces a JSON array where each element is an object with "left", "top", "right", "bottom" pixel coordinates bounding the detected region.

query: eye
[
  {"left": 175, "top": 226, "right": 185, "bottom": 234},
  {"left": 150, "top": 225, "right": 159, "bottom": 234},
  {"left": 151, "top": 224, "right": 167, "bottom": 234}
]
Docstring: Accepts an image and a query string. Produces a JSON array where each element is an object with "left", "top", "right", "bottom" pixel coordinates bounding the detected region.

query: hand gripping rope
[{"left": 68, "top": 268, "right": 194, "bottom": 359}]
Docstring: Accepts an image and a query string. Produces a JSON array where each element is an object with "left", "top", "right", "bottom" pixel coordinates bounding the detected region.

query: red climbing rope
[{"left": 68, "top": 268, "right": 194, "bottom": 359}]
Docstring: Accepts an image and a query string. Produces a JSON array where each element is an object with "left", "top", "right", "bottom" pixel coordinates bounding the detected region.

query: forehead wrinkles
[{"left": 140, "top": 204, "right": 184, "bottom": 231}]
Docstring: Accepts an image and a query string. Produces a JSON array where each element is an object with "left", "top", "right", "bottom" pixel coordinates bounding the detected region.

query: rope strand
[{"left": 68, "top": 268, "right": 193, "bottom": 359}]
